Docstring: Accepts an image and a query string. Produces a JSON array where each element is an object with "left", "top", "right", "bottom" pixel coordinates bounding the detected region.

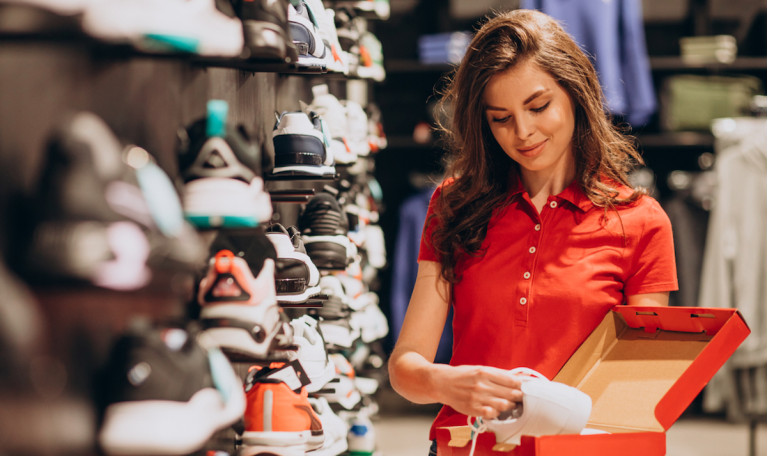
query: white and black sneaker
[
  {"left": 96, "top": 324, "right": 246, "bottom": 455},
  {"left": 288, "top": 0, "right": 326, "bottom": 70},
  {"left": 272, "top": 109, "right": 335, "bottom": 177},
  {"left": 179, "top": 100, "right": 272, "bottom": 229},
  {"left": 266, "top": 224, "right": 322, "bottom": 303},
  {"left": 298, "top": 188, "right": 353, "bottom": 270}
]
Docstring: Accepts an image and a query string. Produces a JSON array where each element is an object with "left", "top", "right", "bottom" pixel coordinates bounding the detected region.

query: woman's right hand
[{"left": 433, "top": 364, "right": 524, "bottom": 420}]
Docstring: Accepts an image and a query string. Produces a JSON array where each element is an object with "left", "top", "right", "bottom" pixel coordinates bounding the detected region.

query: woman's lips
[{"left": 517, "top": 139, "right": 547, "bottom": 158}]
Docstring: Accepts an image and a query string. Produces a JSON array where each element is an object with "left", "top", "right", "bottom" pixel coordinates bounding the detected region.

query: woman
[{"left": 388, "top": 9, "right": 678, "bottom": 455}]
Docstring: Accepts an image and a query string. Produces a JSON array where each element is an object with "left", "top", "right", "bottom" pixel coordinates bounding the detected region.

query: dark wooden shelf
[
  {"left": 385, "top": 59, "right": 454, "bottom": 74},
  {"left": 385, "top": 135, "right": 443, "bottom": 149},
  {"left": 650, "top": 56, "right": 767, "bottom": 71},
  {"left": 635, "top": 132, "right": 715, "bottom": 148}
]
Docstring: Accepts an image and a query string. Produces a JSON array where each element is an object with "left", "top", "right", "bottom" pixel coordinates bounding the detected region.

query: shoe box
[{"left": 436, "top": 305, "right": 750, "bottom": 456}]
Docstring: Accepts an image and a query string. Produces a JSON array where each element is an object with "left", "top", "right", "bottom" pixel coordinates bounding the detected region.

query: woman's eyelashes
[
  {"left": 489, "top": 102, "right": 551, "bottom": 123},
  {"left": 531, "top": 101, "right": 551, "bottom": 113}
]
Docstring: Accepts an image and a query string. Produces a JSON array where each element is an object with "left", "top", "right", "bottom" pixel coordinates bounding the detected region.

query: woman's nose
[{"left": 515, "top": 116, "right": 535, "bottom": 140}]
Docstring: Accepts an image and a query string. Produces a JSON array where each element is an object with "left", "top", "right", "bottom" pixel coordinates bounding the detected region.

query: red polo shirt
[{"left": 418, "top": 177, "right": 678, "bottom": 441}]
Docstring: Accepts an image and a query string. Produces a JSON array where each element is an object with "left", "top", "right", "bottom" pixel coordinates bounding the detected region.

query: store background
[{"left": 1, "top": 0, "right": 767, "bottom": 454}]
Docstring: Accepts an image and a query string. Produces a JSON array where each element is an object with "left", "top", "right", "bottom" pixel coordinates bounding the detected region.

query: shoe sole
[
  {"left": 276, "top": 285, "right": 322, "bottom": 303},
  {"left": 238, "top": 443, "right": 306, "bottom": 456},
  {"left": 303, "top": 241, "right": 349, "bottom": 270}
]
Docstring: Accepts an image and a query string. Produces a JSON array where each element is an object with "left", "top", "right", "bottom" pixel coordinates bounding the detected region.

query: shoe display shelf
[{"left": 0, "top": 18, "right": 384, "bottom": 452}]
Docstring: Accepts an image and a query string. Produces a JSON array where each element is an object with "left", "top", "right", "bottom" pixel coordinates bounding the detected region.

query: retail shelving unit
[{"left": 0, "top": 15, "right": 381, "bottom": 454}]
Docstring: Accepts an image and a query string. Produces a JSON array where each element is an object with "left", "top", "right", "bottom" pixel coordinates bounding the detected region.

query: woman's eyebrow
[
  {"left": 485, "top": 89, "right": 552, "bottom": 111},
  {"left": 524, "top": 89, "right": 550, "bottom": 105}
]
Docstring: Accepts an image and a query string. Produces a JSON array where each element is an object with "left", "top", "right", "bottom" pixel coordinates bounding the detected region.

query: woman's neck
[{"left": 519, "top": 153, "right": 576, "bottom": 214}]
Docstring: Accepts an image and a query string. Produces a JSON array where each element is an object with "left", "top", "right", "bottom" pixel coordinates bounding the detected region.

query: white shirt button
[
  {"left": 520, "top": 297, "right": 527, "bottom": 305},
  {"left": 529, "top": 246, "right": 536, "bottom": 254},
  {"left": 534, "top": 224, "right": 541, "bottom": 231},
  {"left": 550, "top": 201, "right": 558, "bottom": 209},
  {"left": 523, "top": 272, "right": 531, "bottom": 279}
]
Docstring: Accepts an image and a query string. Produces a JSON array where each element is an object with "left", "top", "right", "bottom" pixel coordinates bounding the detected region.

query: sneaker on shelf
[
  {"left": 333, "top": 7, "right": 360, "bottom": 76},
  {"left": 239, "top": 372, "right": 324, "bottom": 454},
  {"left": 97, "top": 324, "right": 246, "bottom": 455},
  {"left": 480, "top": 368, "right": 592, "bottom": 447},
  {"left": 303, "top": 0, "right": 346, "bottom": 73},
  {"left": 362, "top": 224, "right": 386, "bottom": 269},
  {"left": 179, "top": 100, "right": 272, "bottom": 229},
  {"left": 350, "top": 296, "right": 388, "bottom": 344},
  {"left": 81, "top": 0, "right": 244, "bottom": 56},
  {"left": 309, "top": 84, "right": 357, "bottom": 166},
  {"left": 309, "top": 274, "right": 352, "bottom": 321},
  {"left": 356, "top": 31, "right": 385, "bottom": 82},
  {"left": 314, "top": 354, "right": 361, "bottom": 410},
  {"left": 233, "top": 0, "right": 298, "bottom": 63},
  {"left": 331, "top": 0, "right": 389, "bottom": 20},
  {"left": 272, "top": 315, "right": 335, "bottom": 392},
  {"left": 352, "top": 376, "right": 378, "bottom": 396},
  {"left": 308, "top": 397, "right": 349, "bottom": 456},
  {"left": 365, "top": 103, "right": 387, "bottom": 152},
  {"left": 287, "top": 0, "right": 326, "bottom": 70},
  {"left": 272, "top": 109, "right": 335, "bottom": 177},
  {"left": 21, "top": 112, "right": 205, "bottom": 290},
  {"left": 337, "top": 410, "right": 376, "bottom": 456},
  {"left": 265, "top": 224, "right": 322, "bottom": 303},
  {"left": 298, "top": 189, "right": 354, "bottom": 270},
  {"left": 318, "top": 315, "right": 360, "bottom": 349},
  {"left": 342, "top": 100, "right": 371, "bottom": 159},
  {"left": 198, "top": 249, "right": 289, "bottom": 360}
]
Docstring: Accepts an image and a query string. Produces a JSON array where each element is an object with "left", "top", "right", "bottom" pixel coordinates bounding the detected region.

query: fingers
[{"left": 483, "top": 366, "right": 524, "bottom": 389}]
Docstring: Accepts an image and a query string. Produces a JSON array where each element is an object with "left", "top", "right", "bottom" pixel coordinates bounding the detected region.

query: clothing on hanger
[
  {"left": 700, "top": 120, "right": 767, "bottom": 419},
  {"left": 391, "top": 186, "right": 453, "bottom": 364},
  {"left": 521, "top": 0, "right": 656, "bottom": 126}
]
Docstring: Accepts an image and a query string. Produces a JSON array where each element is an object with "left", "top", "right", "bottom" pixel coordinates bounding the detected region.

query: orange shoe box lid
[{"left": 437, "top": 305, "right": 750, "bottom": 456}]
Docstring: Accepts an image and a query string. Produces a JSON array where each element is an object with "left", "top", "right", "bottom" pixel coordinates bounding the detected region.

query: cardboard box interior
[{"left": 554, "top": 311, "right": 714, "bottom": 433}]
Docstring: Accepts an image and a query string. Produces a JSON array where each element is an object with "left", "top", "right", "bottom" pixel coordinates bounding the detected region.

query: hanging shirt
[
  {"left": 419, "top": 177, "right": 677, "bottom": 445},
  {"left": 391, "top": 187, "right": 453, "bottom": 364},
  {"left": 521, "top": 0, "right": 657, "bottom": 126}
]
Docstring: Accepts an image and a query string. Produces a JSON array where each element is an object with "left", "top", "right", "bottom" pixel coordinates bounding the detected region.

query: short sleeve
[
  {"left": 624, "top": 199, "right": 679, "bottom": 295},
  {"left": 417, "top": 184, "right": 444, "bottom": 263}
]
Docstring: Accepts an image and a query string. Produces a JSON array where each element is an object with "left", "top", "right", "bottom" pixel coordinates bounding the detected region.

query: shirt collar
[{"left": 509, "top": 175, "right": 594, "bottom": 212}]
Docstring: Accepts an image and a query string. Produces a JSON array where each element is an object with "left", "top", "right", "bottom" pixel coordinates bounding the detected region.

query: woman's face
[{"left": 483, "top": 60, "right": 576, "bottom": 175}]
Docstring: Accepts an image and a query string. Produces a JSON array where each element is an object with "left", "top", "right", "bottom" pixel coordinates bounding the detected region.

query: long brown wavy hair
[{"left": 430, "top": 9, "right": 644, "bottom": 285}]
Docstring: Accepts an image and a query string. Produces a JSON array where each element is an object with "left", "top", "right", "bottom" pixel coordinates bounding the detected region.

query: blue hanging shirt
[{"left": 521, "top": 0, "right": 656, "bottom": 126}]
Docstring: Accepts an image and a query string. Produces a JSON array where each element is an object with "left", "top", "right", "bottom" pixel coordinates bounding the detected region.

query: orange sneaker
[{"left": 239, "top": 375, "right": 324, "bottom": 455}]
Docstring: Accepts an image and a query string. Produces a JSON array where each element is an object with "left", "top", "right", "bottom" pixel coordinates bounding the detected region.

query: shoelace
[{"left": 467, "top": 416, "right": 487, "bottom": 456}]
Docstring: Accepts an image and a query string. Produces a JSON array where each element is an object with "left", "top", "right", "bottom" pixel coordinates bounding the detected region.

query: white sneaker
[
  {"left": 316, "top": 354, "right": 362, "bottom": 410},
  {"left": 308, "top": 397, "right": 349, "bottom": 456},
  {"left": 287, "top": 0, "right": 326, "bottom": 69},
  {"left": 302, "top": 0, "right": 346, "bottom": 74},
  {"left": 310, "top": 85, "right": 357, "bottom": 165},
  {"left": 198, "top": 252, "right": 283, "bottom": 359},
  {"left": 81, "top": 0, "right": 243, "bottom": 56},
  {"left": 484, "top": 368, "right": 592, "bottom": 445},
  {"left": 342, "top": 100, "right": 371, "bottom": 158},
  {"left": 362, "top": 224, "right": 386, "bottom": 268},
  {"left": 272, "top": 315, "right": 335, "bottom": 393},
  {"left": 338, "top": 410, "right": 376, "bottom": 456},
  {"left": 351, "top": 298, "right": 388, "bottom": 343},
  {"left": 272, "top": 111, "right": 335, "bottom": 176},
  {"left": 266, "top": 224, "right": 322, "bottom": 303}
]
